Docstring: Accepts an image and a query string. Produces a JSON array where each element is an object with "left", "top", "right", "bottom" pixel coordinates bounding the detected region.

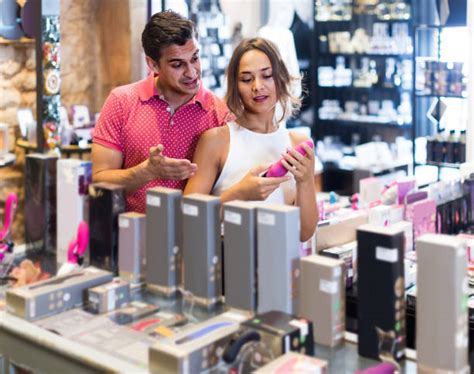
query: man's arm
[{"left": 92, "top": 143, "right": 197, "bottom": 192}]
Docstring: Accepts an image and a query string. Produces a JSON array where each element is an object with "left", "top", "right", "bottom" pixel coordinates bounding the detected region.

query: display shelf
[
  {"left": 423, "top": 161, "right": 461, "bottom": 168},
  {"left": 0, "top": 36, "right": 34, "bottom": 45},
  {"left": 415, "top": 92, "right": 467, "bottom": 99},
  {"left": 412, "top": 23, "right": 469, "bottom": 180},
  {"left": 319, "top": 52, "right": 412, "bottom": 59},
  {"left": 318, "top": 118, "right": 411, "bottom": 129},
  {"left": 313, "top": 0, "right": 414, "bottom": 145}
]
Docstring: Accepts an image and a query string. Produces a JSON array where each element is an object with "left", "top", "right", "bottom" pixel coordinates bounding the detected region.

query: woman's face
[{"left": 237, "top": 49, "right": 277, "bottom": 116}]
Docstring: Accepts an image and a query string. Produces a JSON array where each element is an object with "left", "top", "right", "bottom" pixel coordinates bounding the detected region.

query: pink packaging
[{"left": 405, "top": 199, "right": 436, "bottom": 242}]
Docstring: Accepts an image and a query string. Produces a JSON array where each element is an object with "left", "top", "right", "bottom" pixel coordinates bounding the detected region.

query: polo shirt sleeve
[{"left": 93, "top": 91, "right": 124, "bottom": 153}]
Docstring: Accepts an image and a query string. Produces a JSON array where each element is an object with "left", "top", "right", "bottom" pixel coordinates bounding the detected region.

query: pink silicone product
[
  {"left": 265, "top": 139, "right": 314, "bottom": 177},
  {"left": 67, "top": 221, "right": 89, "bottom": 264}
]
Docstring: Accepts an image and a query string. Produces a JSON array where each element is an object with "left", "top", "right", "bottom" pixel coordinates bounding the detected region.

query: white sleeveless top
[{"left": 212, "top": 122, "right": 295, "bottom": 204}]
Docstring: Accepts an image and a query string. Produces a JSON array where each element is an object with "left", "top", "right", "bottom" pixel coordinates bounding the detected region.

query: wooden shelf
[{"left": 0, "top": 36, "right": 34, "bottom": 45}]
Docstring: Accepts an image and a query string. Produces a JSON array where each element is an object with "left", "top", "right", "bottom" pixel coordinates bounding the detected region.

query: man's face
[{"left": 152, "top": 38, "right": 201, "bottom": 98}]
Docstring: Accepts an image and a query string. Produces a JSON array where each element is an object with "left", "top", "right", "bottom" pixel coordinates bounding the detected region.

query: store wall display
[
  {"left": 416, "top": 234, "right": 469, "bottom": 373},
  {"left": 182, "top": 193, "right": 222, "bottom": 308},
  {"left": 412, "top": 23, "right": 469, "bottom": 179},
  {"left": 56, "top": 159, "right": 91, "bottom": 267},
  {"left": 313, "top": 0, "right": 414, "bottom": 145},
  {"left": 146, "top": 188, "right": 183, "bottom": 296},
  {"left": 118, "top": 212, "right": 146, "bottom": 285},
  {"left": 88, "top": 183, "right": 126, "bottom": 274},
  {"left": 357, "top": 224, "right": 405, "bottom": 364},
  {"left": 256, "top": 205, "right": 300, "bottom": 315},
  {"left": 24, "top": 153, "right": 58, "bottom": 254},
  {"left": 223, "top": 201, "right": 257, "bottom": 312},
  {"left": 187, "top": 0, "right": 232, "bottom": 98}
]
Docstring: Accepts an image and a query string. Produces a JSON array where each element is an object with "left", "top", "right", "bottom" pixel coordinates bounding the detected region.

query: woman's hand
[
  {"left": 281, "top": 143, "right": 315, "bottom": 185},
  {"left": 230, "top": 164, "right": 290, "bottom": 201}
]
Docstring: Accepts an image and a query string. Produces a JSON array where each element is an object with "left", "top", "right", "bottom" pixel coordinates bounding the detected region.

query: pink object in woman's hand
[{"left": 264, "top": 140, "right": 314, "bottom": 177}]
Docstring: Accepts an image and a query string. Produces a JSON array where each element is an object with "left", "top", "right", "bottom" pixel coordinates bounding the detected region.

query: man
[{"left": 92, "top": 11, "right": 229, "bottom": 213}]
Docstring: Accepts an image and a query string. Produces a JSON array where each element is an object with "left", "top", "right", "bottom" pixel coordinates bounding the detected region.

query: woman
[{"left": 184, "top": 37, "right": 318, "bottom": 241}]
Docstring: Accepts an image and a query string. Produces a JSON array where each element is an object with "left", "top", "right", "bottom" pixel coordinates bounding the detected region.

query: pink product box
[
  {"left": 397, "top": 177, "right": 416, "bottom": 204},
  {"left": 359, "top": 177, "right": 382, "bottom": 209},
  {"left": 405, "top": 199, "right": 436, "bottom": 241}
]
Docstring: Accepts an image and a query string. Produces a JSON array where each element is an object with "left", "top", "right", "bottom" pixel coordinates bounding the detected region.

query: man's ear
[{"left": 145, "top": 56, "right": 160, "bottom": 74}]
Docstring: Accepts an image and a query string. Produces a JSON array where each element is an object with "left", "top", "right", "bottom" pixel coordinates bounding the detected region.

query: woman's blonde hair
[{"left": 225, "top": 37, "right": 302, "bottom": 123}]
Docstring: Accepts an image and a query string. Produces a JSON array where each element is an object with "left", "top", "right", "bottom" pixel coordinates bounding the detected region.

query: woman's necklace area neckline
[{"left": 235, "top": 119, "right": 280, "bottom": 134}]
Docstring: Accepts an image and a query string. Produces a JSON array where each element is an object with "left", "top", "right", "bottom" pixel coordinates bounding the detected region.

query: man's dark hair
[{"left": 142, "top": 11, "right": 197, "bottom": 61}]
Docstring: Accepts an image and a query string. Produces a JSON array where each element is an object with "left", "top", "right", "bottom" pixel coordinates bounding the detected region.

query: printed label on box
[
  {"left": 376, "top": 246, "right": 399, "bottom": 263},
  {"left": 224, "top": 211, "right": 242, "bottom": 225},
  {"left": 146, "top": 195, "right": 161, "bottom": 207},
  {"left": 319, "top": 279, "right": 338, "bottom": 294},
  {"left": 258, "top": 212, "right": 275, "bottom": 226},
  {"left": 183, "top": 204, "right": 198, "bottom": 217}
]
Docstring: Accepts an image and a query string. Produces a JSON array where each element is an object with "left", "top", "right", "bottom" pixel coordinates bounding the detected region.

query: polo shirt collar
[{"left": 138, "top": 72, "right": 211, "bottom": 111}]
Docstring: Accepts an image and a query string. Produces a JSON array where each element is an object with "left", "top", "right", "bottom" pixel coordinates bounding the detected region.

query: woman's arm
[
  {"left": 184, "top": 128, "right": 226, "bottom": 195},
  {"left": 286, "top": 132, "right": 319, "bottom": 242}
]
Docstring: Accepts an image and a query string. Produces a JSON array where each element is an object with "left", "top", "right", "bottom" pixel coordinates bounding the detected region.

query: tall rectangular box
[
  {"left": 89, "top": 183, "right": 125, "bottom": 273},
  {"left": 56, "top": 159, "right": 91, "bottom": 266},
  {"left": 357, "top": 224, "right": 405, "bottom": 362},
  {"left": 257, "top": 205, "right": 300, "bottom": 314},
  {"left": 145, "top": 187, "right": 183, "bottom": 295},
  {"left": 182, "top": 194, "right": 222, "bottom": 307},
  {"left": 299, "top": 255, "right": 345, "bottom": 347},
  {"left": 25, "top": 153, "right": 58, "bottom": 253},
  {"left": 417, "top": 234, "right": 469, "bottom": 373},
  {"left": 223, "top": 200, "right": 257, "bottom": 311},
  {"left": 118, "top": 212, "right": 146, "bottom": 284}
]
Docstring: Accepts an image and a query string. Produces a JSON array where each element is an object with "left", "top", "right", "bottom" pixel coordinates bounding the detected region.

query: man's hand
[
  {"left": 233, "top": 164, "right": 290, "bottom": 201},
  {"left": 147, "top": 144, "right": 198, "bottom": 180}
]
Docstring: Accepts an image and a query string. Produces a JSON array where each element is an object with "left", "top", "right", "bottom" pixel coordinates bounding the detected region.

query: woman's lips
[{"left": 253, "top": 95, "right": 268, "bottom": 102}]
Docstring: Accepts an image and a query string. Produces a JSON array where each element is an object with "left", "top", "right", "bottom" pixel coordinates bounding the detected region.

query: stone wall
[{"left": 0, "top": 0, "right": 135, "bottom": 245}]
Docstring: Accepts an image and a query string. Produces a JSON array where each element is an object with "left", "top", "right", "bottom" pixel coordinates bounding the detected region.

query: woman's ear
[{"left": 145, "top": 56, "right": 160, "bottom": 74}]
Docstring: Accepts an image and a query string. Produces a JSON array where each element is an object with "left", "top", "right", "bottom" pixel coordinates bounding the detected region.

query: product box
[
  {"left": 87, "top": 278, "right": 130, "bottom": 314},
  {"left": 149, "top": 311, "right": 249, "bottom": 374},
  {"left": 391, "top": 220, "right": 413, "bottom": 253},
  {"left": 389, "top": 204, "right": 405, "bottom": 224},
  {"left": 396, "top": 176, "right": 416, "bottom": 204},
  {"left": 146, "top": 188, "right": 183, "bottom": 295},
  {"left": 254, "top": 352, "right": 328, "bottom": 374},
  {"left": 299, "top": 255, "right": 345, "bottom": 347},
  {"left": 257, "top": 205, "right": 300, "bottom": 314},
  {"left": 357, "top": 224, "right": 406, "bottom": 362},
  {"left": 25, "top": 153, "right": 58, "bottom": 253},
  {"left": 56, "top": 159, "right": 91, "bottom": 266},
  {"left": 242, "top": 310, "right": 314, "bottom": 357},
  {"left": 320, "top": 243, "right": 354, "bottom": 288},
  {"left": 359, "top": 177, "right": 382, "bottom": 208},
  {"left": 316, "top": 210, "right": 368, "bottom": 252},
  {"left": 404, "top": 198, "right": 436, "bottom": 242},
  {"left": 6, "top": 267, "right": 113, "bottom": 321},
  {"left": 223, "top": 200, "right": 257, "bottom": 311},
  {"left": 417, "top": 234, "right": 469, "bottom": 374},
  {"left": 118, "top": 212, "right": 146, "bottom": 284},
  {"left": 89, "top": 183, "right": 126, "bottom": 273},
  {"left": 182, "top": 194, "right": 222, "bottom": 307}
]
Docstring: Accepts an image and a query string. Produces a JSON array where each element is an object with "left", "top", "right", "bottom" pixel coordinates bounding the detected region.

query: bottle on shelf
[
  {"left": 458, "top": 130, "right": 466, "bottom": 164},
  {"left": 433, "top": 131, "right": 446, "bottom": 163},
  {"left": 445, "top": 130, "right": 457, "bottom": 164}
]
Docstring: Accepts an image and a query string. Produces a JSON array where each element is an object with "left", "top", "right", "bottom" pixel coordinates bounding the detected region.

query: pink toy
[
  {"left": 0, "top": 193, "right": 18, "bottom": 262},
  {"left": 57, "top": 221, "right": 89, "bottom": 276},
  {"left": 264, "top": 140, "right": 314, "bottom": 177}
]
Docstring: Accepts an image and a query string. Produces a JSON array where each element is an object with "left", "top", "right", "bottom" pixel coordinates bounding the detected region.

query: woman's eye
[
  {"left": 241, "top": 79, "right": 251, "bottom": 83},
  {"left": 264, "top": 75, "right": 273, "bottom": 79}
]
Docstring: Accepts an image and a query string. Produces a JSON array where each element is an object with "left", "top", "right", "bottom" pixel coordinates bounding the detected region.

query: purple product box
[{"left": 405, "top": 199, "right": 436, "bottom": 242}]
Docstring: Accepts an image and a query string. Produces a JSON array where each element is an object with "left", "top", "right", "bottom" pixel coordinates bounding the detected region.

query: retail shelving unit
[
  {"left": 412, "top": 23, "right": 469, "bottom": 183},
  {"left": 312, "top": 1, "right": 414, "bottom": 146}
]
